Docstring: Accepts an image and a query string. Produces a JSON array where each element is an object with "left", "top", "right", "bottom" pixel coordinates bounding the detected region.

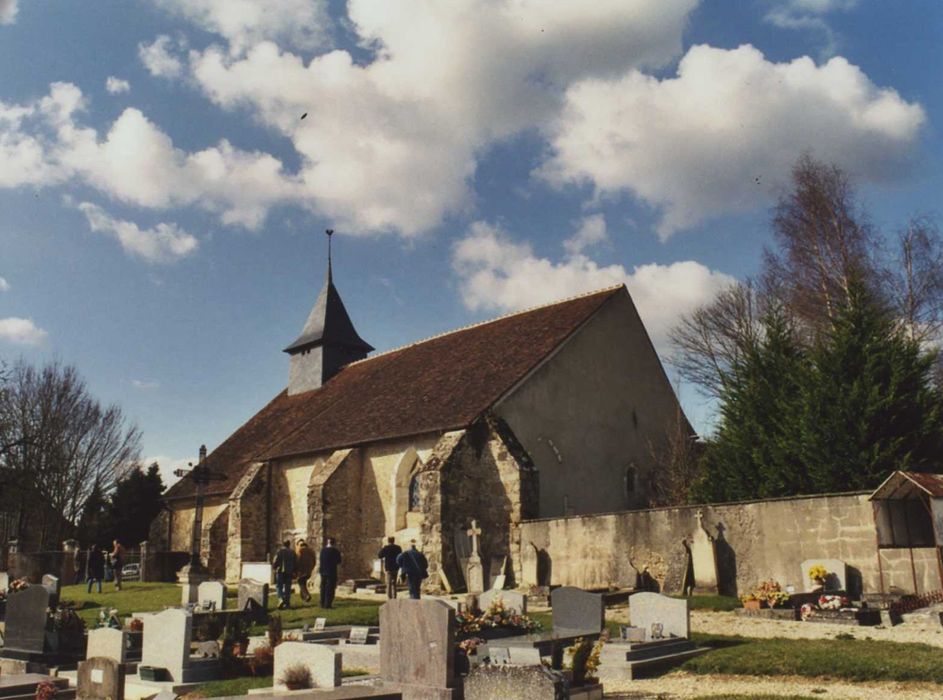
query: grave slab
[
  {"left": 273, "top": 641, "right": 341, "bottom": 690},
  {"left": 87, "top": 627, "right": 127, "bottom": 663},
  {"left": 464, "top": 664, "right": 567, "bottom": 700},
  {"left": 78, "top": 656, "right": 125, "bottom": 700},
  {"left": 478, "top": 589, "right": 527, "bottom": 616},
  {"left": 551, "top": 587, "right": 604, "bottom": 634},
  {"left": 629, "top": 592, "right": 689, "bottom": 641}
]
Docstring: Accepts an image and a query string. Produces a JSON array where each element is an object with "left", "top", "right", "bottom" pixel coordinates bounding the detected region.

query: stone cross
[
  {"left": 694, "top": 509, "right": 704, "bottom": 527},
  {"left": 467, "top": 520, "right": 482, "bottom": 557}
]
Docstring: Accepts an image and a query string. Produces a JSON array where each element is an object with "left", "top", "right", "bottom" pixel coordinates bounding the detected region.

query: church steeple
[{"left": 284, "top": 230, "right": 373, "bottom": 395}]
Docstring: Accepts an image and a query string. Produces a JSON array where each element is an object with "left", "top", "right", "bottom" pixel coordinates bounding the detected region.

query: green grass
[
  {"left": 251, "top": 596, "right": 382, "bottom": 635},
  {"left": 59, "top": 582, "right": 182, "bottom": 627},
  {"left": 689, "top": 696, "right": 818, "bottom": 699},
  {"left": 683, "top": 633, "right": 943, "bottom": 683},
  {"left": 675, "top": 595, "right": 741, "bottom": 612},
  {"left": 196, "top": 676, "right": 272, "bottom": 697}
]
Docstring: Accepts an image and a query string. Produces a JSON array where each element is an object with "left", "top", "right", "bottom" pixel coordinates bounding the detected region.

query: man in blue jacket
[
  {"left": 272, "top": 539, "right": 297, "bottom": 609},
  {"left": 396, "top": 540, "right": 428, "bottom": 600},
  {"left": 318, "top": 538, "right": 342, "bottom": 609}
]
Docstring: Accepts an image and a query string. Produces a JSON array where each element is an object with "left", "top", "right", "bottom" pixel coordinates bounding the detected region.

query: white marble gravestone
[
  {"left": 86, "top": 627, "right": 127, "bottom": 663},
  {"left": 273, "top": 641, "right": 341, "bottom": 690},
  {"left": 197, "top": 581, "right": 226, "bottom": 611},
  {"left": 478, "top": 589, "right": 527, "bottom": 616},
  {"left": 241, "top": 562, "right": 273, "bottom": 584},
  {"left": 141, "top": 608, "right": 192, "bottom": 682},
  {"left": 629, "top": 592, "right": 690, "bottom": 641}
]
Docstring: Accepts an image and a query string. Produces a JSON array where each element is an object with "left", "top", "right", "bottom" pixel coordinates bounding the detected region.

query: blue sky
[{"left": 1, "top": 0, "right": 940, "bottom": 484}]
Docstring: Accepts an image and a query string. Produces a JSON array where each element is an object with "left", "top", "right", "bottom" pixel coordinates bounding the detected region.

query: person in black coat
[
  {"left": 318, "top": 538, "right": 342, "bottom": 609},
  {"left": 87, "top": 546, "right": 105, "bottom": 594},
  {"left": 396, "top": 540, "right": 428, "bottom": 600},
  {"left": 272, "top": 540, "right": 297, "bottom": 609}
]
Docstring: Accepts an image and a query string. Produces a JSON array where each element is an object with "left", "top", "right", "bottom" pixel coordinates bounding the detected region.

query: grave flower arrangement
[
  {"left": 51, "top": 604, "right": 87, "bottom": 653},
  {"left": 566, "top": 631, "right": 608, "bottom": 686},
  {"left": 808, "top": 563, "right": 829, "bottom": 586},
  {"left": 457, "top": 637, "right": 486, "bottom": 655},
  {"left": 456, "top": 599, "right": 542, "bottom": 636},
  {"left": 10, "top": 578, "right": 30, "bottom": 593},
  {"left": 818, "top": 594, "right": 850, "bottom": 610},
  {"left": 34, "top": 680, "right": 57, "bottom": 700}
]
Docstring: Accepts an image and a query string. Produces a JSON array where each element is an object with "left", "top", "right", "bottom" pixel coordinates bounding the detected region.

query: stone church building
[{"left": 150, "top": 259, "right": 690, "bottom": 589}]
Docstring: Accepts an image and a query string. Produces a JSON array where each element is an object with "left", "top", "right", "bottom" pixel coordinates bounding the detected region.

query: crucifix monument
[{"left": 466, "top": 519, "right": 485, "bottom": 594}]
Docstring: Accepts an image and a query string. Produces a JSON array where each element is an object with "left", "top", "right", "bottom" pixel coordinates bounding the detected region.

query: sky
[{"left": 1, "top": 0, "right": 941, "bottom": 486}]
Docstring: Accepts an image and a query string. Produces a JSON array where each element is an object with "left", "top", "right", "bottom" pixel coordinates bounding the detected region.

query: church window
[{"left": 408, "top": 472, "right": 421, "bottom": 512}]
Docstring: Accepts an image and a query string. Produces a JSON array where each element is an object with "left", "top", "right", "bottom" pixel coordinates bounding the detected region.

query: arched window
[{"left": 408, "top": 472, "right": 421, "bottom": 512}]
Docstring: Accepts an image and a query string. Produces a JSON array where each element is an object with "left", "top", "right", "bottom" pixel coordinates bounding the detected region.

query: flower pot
[{"left": 742, "top": 599, "right": 761, "bottom": 610}]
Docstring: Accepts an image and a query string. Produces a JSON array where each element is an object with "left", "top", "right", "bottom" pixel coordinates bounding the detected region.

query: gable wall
[{"left": 495, "top": 290, "right": 685, "bottom": 517}]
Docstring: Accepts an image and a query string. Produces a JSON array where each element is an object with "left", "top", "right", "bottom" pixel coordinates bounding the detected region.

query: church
[{"left": 150, "top": 246, "right": 691, "bottom": 590}]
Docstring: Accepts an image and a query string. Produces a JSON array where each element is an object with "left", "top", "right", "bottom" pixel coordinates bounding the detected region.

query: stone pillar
[
  {"left": 139, "top": 541, "right": 150, "bottom": 583},
  {"left": 62, "top": 539, "right": 80, "bottom": 585}
]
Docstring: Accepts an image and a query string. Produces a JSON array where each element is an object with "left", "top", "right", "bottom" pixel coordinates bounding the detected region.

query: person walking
[
  {"left": 110, "top": 540, "right": 125, "bottom": 591},
  {"left": 396, "top": 540, "right": 428, "bottom": 600},
  {"left": 377, "top": 536, "right": 402, "bottom": 599},
  {"left": 86, "top": 545, "right": 105, "bottom": 594},
  {"left": 272, "top": 539, "right": 297, "bottom": 609},
  {"left": 318, "top": 538, "right": 342, "bottom": 609},
  {"left": 295, "top": 539, "right": 316, "bottom": 603}
]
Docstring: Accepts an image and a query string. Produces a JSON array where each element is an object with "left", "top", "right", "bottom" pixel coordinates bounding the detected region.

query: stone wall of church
[
  {"left": 519, "top": 492, "right": 943, "bottom": 595},
  {"left": 163, "top": 497, "right": 229, "bottom": 554},
  {"left": 226, "top": 462, "right": 268, "bottom": 583},
  {"left": 495, "top": 290, "right": 686, "bottom": 518}
]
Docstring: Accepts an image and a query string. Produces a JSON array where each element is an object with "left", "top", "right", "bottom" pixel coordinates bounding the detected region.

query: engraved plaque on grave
[{"left": 3, "top": 585, "right": 51, "bottom": 656}]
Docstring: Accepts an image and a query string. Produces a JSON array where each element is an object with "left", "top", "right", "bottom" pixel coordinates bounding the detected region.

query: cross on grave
[
  {"left": 694, "top": 509, "right": 704, "bottom": 528},
  {"left": 467, "top": 520, "right": 482, "bottom": 558},
  {"left": 174, "top": 445, "right": 228, "bottom": 573}
]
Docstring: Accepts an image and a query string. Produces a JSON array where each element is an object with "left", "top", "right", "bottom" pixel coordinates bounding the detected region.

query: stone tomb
[
  {"left": 464, "top": 664, "right": 567, "bottom": 700},
  {"left": 551, "top": 586, "right": 604, "bottom": 635},
  {"left": 689, "top": 511, "right": 719, "bottom": 594},
  {"left": 478, "top": 589, "right": 527, "bottom": 616},
  {"left": 87, "top": 627, "right": 127, "bottom": 664},
  {"left": 42, "top": 575, "right": 61, "bottom": 607},
  {"left": 1, "top": 584, "right": 51, "bottom": 659},
  {"left": 139, "top": 608, "right": 219, "bottom": 683},
  {"left": 629, "top": 592, "right": 689, "bottom": 641},
  {"left": 801, "top": 558, "right": 848, "bottom": 592},
  {"left": 273, "top": 641, "right": 341, "bottom": 690},
  {"left": 379, "top": 598, "right": 460, "bottom": 699},
  {"left": 78, "top": 656, "right": 125, "bottom": 700},
  {"left": 198, "top": 580, "right": 227, "bottom": 611},
  {"left": 237, "top": 579, "right": 269, "bottom": 620}
]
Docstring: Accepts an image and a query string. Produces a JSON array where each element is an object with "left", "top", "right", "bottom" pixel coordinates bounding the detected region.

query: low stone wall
[{"left": 518, "top": 492, "right": 942, "bottom": 596}]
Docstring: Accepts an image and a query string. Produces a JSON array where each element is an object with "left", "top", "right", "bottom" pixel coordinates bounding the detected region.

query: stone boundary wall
[{"left": 519, "top": 492, "right": 942, "bottom": 596}]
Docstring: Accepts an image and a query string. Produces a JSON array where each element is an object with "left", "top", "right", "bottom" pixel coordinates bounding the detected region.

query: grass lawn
[
  {"left": 60, "top": 582, "right": 181, "bottom": 627},
  {"left": 683, "top": 633, "right": 943, "bottom": 684},
  {"left": 250, "top": 595, "right": 382, "bottom": 635},
  {"left": 676, "top": 595, "right": 741, "bottom": 612},
  {"left": 196, "top": 676, "right": 272, "bottom": 697}
]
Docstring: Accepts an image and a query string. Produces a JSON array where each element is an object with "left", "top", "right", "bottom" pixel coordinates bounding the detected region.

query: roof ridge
[{"left": 347, "top": 284, "right": 625, "bottom": 367}]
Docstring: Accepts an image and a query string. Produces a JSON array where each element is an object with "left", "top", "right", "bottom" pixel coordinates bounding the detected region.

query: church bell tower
[{"left": 284, "top": 230, "right": 374, "bottom": 395}]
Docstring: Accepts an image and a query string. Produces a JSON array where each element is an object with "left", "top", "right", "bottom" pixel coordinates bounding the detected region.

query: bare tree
[
  {"left": 0, "top": 359, "right": 141, "bottom": 548},
  {"left": 888, "top": 216, "right": 943, "bottom": 344},
  {"left": 645, "top": 403, "right": 702, "bottom": 507}
]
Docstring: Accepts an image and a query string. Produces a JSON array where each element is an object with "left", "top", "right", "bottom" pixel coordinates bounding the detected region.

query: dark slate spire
[{"left": 284, "top": 230, "right": 373, "bottom": 394}]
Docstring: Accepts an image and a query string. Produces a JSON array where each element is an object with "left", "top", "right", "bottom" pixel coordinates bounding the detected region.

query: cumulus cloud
[
  {"left": 180, "top": 0, "right": 698, "bottom": 235},
  {"left": 0, "top": 0, "right": 18, "bottom": 25},
  {"left": 564, "top": 214, "right": 608, "bottom": 255},
  {"left": 144, "top": 454, "right": 189, "bottom": 486},
  {"left": 0, "top": 317, "right": 48, "bottom": 345},
  {"left": 139, "top": 35, "right": 186, "bottom": 78},
  {"left": 105, "top": 76, "right": 131, "bottom": 94},
  {"left": 0, "top": 82, "right": 300, "bottom": 228},
  {"left": 152, "top": 0, "right": 331, "bottom": 54},
  {"left": 0, "top": 276, "right": 9, "bottom": 292},
  {"left": 540, "top": 44, "right": 925, "bottom": 239},
  {"left": 453, "top": 221, "right": 735, "bottom": 350},
  {"left": 78, "top": 202, "right": 199, "bottom": 263}
]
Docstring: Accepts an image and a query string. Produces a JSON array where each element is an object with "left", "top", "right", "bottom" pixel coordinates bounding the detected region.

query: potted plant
[
  {"left": 279, "top": 663, "right": 313, "bottom": 690},
  {"left": 739, "top": 592, "right": 761, "bottom": 610}
]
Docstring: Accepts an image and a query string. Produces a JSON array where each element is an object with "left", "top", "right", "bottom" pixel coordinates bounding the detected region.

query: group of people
[
  {"left": 77, "top": 540, "right": 126, "bottom": 593},
  {"left": 270, "top": 535, "right": 430, "bottom": 609}
]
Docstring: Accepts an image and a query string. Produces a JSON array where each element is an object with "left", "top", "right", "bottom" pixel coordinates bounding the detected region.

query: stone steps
[
  {"left": 602, "top": 637, "right": 697, "bottom": 663},
  {"left": 598, "top": 645, "right": 708, "bottom": 681}
]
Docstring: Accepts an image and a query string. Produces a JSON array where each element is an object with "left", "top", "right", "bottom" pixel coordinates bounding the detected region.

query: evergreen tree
[
  {"left": 77, "top": 481, "right": 111, "bottom": 547},
  {"left": 800, "top": 279, "right": 943, "bottom": 491},
  {"left": 106, "top": 463, "right": 166, "bottom": 546}
]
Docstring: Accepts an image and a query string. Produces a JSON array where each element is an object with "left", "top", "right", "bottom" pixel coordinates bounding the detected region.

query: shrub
[
  {"left": 279, "top": 663, "right": 313, "bottom": 690},
  {"left": 267, "top": 615, "right": 283, "bottom": 647},
  {"left": 248, "top": 643, "right": 274, "bottom": 676}
]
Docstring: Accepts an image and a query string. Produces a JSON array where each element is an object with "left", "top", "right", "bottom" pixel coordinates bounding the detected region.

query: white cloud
[
  {"left": 139, "top": 35, "right": 185, "bottom": 78},
  {"left": 131, "top": 379, "right": 160, "bottom": 390},
  {"left": 0, "top": 317, "right": 48, "bottom": 346},
  {"left": 540, "top": 44, "right": 925, "bottom": 239},
  {"left": 453, "top": 221, "right": 735, "bottom": 350},
  {"left": 0, "top": 0, "right": 18, "bottom": 25},
  {"left": 78, "top": 202, "right": 199, "bottom": 263},
  {"left": 152, "top": 0, "right": 331, "bottom": 54},
  {"left": 144, "top": 454, "right": 190, "bottom": 486},
  {"left": 0, "top": 276, "right": 9, "bottom": 292},
  {"left": 105, "top": 76, "right": 131, "bottom": 94},
  {"left": 564, "top": 214, "right": 608, "bottom": 255},
  {"left": 765, "top": 0, "right": 859, "bottom": 54},
  {"left": 0, "top": 82, "right": 300, "bottom": 229}
]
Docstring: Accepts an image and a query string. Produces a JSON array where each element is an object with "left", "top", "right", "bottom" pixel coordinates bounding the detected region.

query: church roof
[
  {"left": 283, "top": 267, "right": 374, "bottom": 355},
  {"left": 165, "top": 285, "right": 623, "bottom": 501}
]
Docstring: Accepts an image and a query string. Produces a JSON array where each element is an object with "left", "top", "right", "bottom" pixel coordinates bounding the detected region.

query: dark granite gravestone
[
  {"left": 464, "top": 664, "right": 567, "bottom": 700},
  {"left": 379, "top": 598, "right": 460, "bottom": 699},
  {"left": 550, "top": 586, "right": 604, "bottom": 634},
  {"left": 237, "top": 579, "right": 269, "bottom": 621},
  {"left": 77, "top": 656, "right": 125, "bottom": 700},
  {"left": 41, "top": 575, "right": 61, "bottom": 608},
  {"left": 1, "top": 585, "right": 50, "bottom": 659}
]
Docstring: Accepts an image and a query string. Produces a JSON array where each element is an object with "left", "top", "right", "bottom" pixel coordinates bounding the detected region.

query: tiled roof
[
  {"left": 165, "top": 286, "right": 623, "bottom": 500},
  {"left": 870, "top": 470, "right": 943, "bottom": 500}
]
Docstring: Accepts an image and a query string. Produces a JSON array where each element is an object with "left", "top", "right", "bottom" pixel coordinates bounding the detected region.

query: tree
[
  {"left": 646, "top": 404, "right": 702, "bottom": 507},
  {"left": 888, "top": 215, "right": 943, "bottom": 344},
  {"left": 106, "top": 463, "right": 166, "bottom": 546},
  {"left": 0, "top": 359, "right": 141, "bottom": 548}
]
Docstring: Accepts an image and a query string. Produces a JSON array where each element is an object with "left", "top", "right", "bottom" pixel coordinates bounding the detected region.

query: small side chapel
[{"left": 150, "top": 238, "right": 692, "bottom": 589}]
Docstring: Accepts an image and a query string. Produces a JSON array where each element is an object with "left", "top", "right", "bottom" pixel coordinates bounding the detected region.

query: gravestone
[
  {"left": 141, "top": 608, "right": 191, "bottom": 682},
  {"left": 800, "top": 558, "right": 847, "bottom": 592},
  {"left": 464, "top": 664, "right": 567, "bottom": 700},
  {"left": 629, "top": 591, "right": 689, "bottom": 641},
  {"left": 690, "top": 511, "right": 719, "bottom": 594},
  {"left": 273, "top": 641, "right": 341, "bottom": 690},
  {"left": 466, "top": 520, "right": 485, "bottom": 594},
  {"left": 479, "top": 589, "right": 527, "bottom": 616},
  {"left": 86, "top": 627, "right": 127, "bottom": 663},
  {"left": 241, "top": 562, "right": 273, "bottom": 583},
  {"left": 237, "top": 579, "right": 269, "bottom": 620},
  {"left": 507, "top": 647, "right": 542, "bottom": 666},
  {"left": 42, "top": 575, "right": 60, "bottom": 607},
  {"left": 488, "top": 556, "right": 507, "bottom": 590},
  {"left": 349, "top": 626, "right": 370, "bottom": 645},
  {"left": 0, "top": 571, "right": 9, "bottom": 591},
  {"left": 198, "top": 581, "right": 226, "bottom": 611},
  {"left": 314, "top": 617, "right": 327, "bottom": 632},
  {"left": 521, "top": 543, "right": 538, "bottom": 588},
  {"left": 379, "top": 598, "right": 459, "bottom": 698},
  {"left": 490, "top": 647, "right": 510, "bottom": 665},
  {"left": 661, "top": 540, "right": 690, "bottom": 594},
  {"left": 2, "top": 584, "right": 51, "bottom": 658},
  {"left": 77, "top": 656, "right": 125, "bottom": 700},
  {"left": 550, "top": 586, "right": 604, "bottom": 634}
]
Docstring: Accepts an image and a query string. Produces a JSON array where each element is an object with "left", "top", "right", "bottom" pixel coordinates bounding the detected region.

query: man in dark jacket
[
  {"left": 377, "top": 536, "right": 403, "bottom": 599},
  {"left": 318, "top": 538, "right": 342, "bottom": 609},
  {"left": 295, "top": 540, "right": 316, "bottom": 603},
  {"left": 87, "top": 546, "right": 105, "bottom": 594},
  {"left": 272, "top": 540, "right": 297, "bottom": 609},
  {"left": 396, "top": 540, "right": 428, "bottom": 600}
]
